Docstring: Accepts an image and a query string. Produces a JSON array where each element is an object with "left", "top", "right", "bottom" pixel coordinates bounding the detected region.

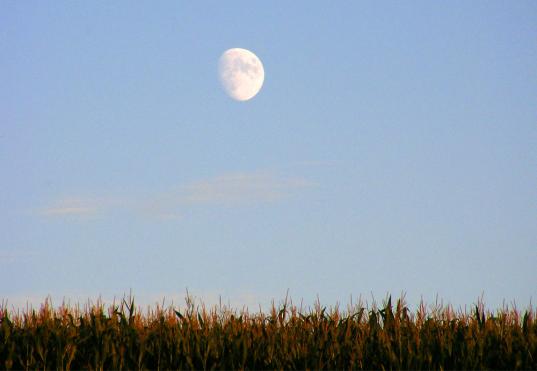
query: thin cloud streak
[
  {"left": 178, "top": 172, "right": 315, "bottom": 205},
  {"left": 38, "top": 198, "right": 100, "bottom": 217},
  {"left": 37, "top": 171, "right": 316, "bottom": 219}
]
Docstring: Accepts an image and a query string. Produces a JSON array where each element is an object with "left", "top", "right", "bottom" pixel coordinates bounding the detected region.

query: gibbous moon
[{"left": 218, "top": 48, "right": 264, "bottom": 101}]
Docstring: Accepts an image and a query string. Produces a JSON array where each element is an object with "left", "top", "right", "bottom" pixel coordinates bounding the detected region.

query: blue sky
[{"left": 1, "top": 1, "right": 536, "bottom": 310}]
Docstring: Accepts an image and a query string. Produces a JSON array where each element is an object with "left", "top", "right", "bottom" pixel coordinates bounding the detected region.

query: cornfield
[{"left": 1, "top": 295, "right": 535, "bottom": 370}]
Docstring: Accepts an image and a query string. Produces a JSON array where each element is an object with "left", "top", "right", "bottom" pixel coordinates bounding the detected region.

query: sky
[{"left": 1, "top": 1, "right": 536, "bottom": 311}]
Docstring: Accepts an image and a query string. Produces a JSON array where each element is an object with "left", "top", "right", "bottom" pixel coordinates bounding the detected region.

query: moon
[{"left": 218, "top": 48, "right": 264, "bottom": 101}]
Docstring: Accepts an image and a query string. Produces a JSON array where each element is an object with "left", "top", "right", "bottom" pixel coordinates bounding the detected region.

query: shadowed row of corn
[{"left": 1, "top": 296, "right": 535, "bottom": 370}]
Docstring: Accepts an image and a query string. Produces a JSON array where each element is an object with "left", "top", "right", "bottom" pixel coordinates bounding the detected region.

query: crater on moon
[{"left": 218, "top": 48, "right": 264, "bottom": 101}]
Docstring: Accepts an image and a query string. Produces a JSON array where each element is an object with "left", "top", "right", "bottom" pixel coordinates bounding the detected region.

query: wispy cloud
[
  {"left": 38, "top": 198, "right": 100, "bottom": 217},
  {"left": 178, "top": 171, "right": 314, "bottom": 205},
  {"left": 37, "top": 170, "right": 316, "bottom": 219}
]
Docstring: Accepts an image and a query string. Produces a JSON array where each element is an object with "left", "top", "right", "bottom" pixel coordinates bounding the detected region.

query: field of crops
[{"left": 1, "top": 295, "right": 535, "bottom": 370}]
